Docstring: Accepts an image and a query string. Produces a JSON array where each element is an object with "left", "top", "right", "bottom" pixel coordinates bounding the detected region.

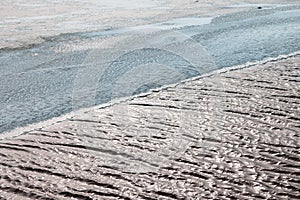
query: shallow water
[{"left": 0, "top": 6, "right": 300, "bottom": 134}]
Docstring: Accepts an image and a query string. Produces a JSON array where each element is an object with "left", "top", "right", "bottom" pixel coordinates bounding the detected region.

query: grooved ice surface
[{"left": 0, "top": 56, "right": 299, "bottom": 199}]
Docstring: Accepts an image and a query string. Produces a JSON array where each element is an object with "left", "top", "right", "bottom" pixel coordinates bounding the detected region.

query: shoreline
[
  {"left": 1, "top": 1, "right": 300, "bottom": 198},
  {"left": 1, "top": 50, "right": 299, "bottom": 140},
  {"left": 1, "top": 4, "right": 299, "bottom": 136},
  {"left": 0, "top": 51, "right": 299, "bottom": 199}
]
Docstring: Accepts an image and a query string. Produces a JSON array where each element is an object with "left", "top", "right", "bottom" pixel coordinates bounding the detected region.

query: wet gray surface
[
  {"left": 1, "top": 6, "right": 300, "bottom": 133},
  {"left": 0, "top": 56, "right": 299, "bottom": 199}
]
